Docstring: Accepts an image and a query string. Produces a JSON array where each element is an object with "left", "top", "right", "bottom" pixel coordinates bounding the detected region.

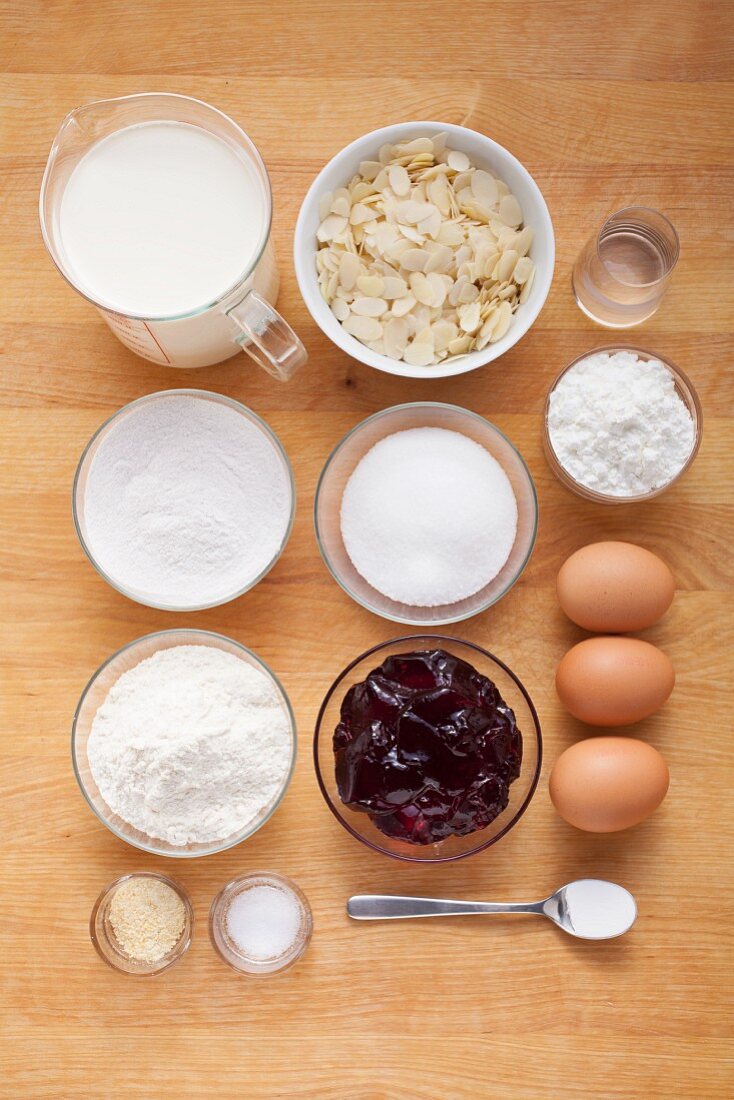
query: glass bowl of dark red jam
[
  {"left": 314, "top": 403, "right": 538, "bottom": 626},
  {"left": 313, "top": 636, "right": 542, "bottom": 863}
]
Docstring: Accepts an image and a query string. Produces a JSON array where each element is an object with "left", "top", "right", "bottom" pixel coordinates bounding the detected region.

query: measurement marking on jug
[
  {"left": 142, "top": 322, "right": 171, "bottom": 364},
  {"left": 105, "top": 313, "right": 171, "bottom": 365}
]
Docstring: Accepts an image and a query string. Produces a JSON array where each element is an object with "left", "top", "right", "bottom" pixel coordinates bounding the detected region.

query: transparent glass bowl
[
  {"left": 72, "top": 629, "right": 297, "bottom": 858},
  {"left": 314, "top": 403, "right": 538, "bottom": 626},
  {"left": 209, "top": 871, "right": 313, "bottom": 975},
  {"left": 90, "top": 872, "right": 194, "bottom": 975},
  {"left": 72, "top": 389, "right": 296, "bottom": 611},
  {"left": 313, "top": 635, "right": 542, "bottom": 863},
  {"left": 543, "top": 346, "right": 702, "bottom": 503}
]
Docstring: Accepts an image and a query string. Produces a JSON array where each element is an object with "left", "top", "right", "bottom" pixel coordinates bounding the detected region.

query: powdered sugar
[
  {"left": 547, "top": 350, "right": 695, "bottom": 496},
  {"left": 340, "top": 427, "right": 518, "bottom": 606},
  {"left": 87, "top": 645, "right": 292, "bottom": 847},
  {"left": 80, "top": 394, "right": 291, "bottom": 608}
]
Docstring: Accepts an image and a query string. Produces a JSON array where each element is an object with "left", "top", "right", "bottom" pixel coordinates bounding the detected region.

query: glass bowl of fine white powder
[
  {"left": 72, "top": 630, "right": 297, "bottom": 857},
  {"left": 544, "top": 346, "right": 702, "bottom": 503},
  {"left": 314, "top": 402, "right": 538, "bottom": 625},
  {"left": 73, "top": 390, "right": 295, "bottom": 611},
  {"left": 209, "top": 871, "right": 313, "bottom": 975}
]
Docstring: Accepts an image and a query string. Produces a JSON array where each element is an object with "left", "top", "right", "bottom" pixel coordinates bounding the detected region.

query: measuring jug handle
[{"left": 226, "top": 291, "right": 307, "bottom": 380}]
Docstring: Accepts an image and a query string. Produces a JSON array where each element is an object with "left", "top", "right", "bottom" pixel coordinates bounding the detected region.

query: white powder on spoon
[
  {"left": 562, "top": 879, "right": 637, "bottom": 939},
  {"left": 340, "top": 427, "right": 518, "bottom": 607},
  {"left": 80, "top": 394, "right": 291, "bottom": 607}
]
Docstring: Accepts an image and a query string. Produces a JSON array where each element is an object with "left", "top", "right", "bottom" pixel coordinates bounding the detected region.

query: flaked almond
[{"left": 315, "top": 132, "right": 536, "bottom": 366}]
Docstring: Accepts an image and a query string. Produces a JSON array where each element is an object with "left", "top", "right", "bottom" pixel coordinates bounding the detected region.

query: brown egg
[
  {"left": 557, "top": 541, "right": 675, "bottom": 633},
  {"left": 549, "top": 736, "right": 669, "bottom": 832},
  {"left": 556, "top": 636, "right": 675, "bottom": 726}
]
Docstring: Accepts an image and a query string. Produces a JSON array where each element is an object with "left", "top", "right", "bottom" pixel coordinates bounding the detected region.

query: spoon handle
[{"left": 348, "top": 894, "right": 544, "bottom": 920}]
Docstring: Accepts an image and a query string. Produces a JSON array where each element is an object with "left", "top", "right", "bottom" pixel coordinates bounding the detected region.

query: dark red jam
[{"left": 333, "top": 649, "right": 522, "bottom": 845}]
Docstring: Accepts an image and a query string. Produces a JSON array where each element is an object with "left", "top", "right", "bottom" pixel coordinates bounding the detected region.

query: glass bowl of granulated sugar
[
  {"left": 73, "top": 389, "right": 295, "bottom": 611},
  {"left": 314, "top": 402, "right": 538, "bottom": 625},
  {"left": 72, "top": 630, "right": 297, "bottom": 858}
]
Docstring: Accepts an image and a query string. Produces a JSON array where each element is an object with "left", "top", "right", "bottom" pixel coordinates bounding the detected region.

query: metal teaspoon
[{"left": 347, "top": 878, "right": 637, "bottom": 940}]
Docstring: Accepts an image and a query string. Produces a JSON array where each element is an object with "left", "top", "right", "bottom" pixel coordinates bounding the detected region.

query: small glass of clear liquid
[{"left": 572, "top": 206, "right": 679, "bottom": 327}]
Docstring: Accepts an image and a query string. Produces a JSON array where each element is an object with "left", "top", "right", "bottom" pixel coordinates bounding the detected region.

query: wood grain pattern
[{"left": 1, "top": 2, "right": 733, "bottom": 1097}]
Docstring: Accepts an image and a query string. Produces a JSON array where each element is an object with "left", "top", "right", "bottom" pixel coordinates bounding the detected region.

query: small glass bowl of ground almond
[{"left": 90, "top": 872, "right": 193, "bottom": 975}]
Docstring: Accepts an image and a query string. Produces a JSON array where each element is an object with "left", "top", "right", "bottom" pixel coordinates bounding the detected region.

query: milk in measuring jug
[
  {"left": 58, "top": 121, "right": 267, "bottom": 317},
  {"left": 41, "top": 94, "right": 306, "bottom": 372}
]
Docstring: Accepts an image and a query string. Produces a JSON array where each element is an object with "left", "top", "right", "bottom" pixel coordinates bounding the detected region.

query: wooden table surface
[{"left": 1, "top": 2, "right": 732, "bottom": 1096}]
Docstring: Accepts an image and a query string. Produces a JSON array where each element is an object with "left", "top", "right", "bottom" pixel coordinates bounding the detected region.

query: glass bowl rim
[
  {"left": 313, "top": 401, "right": 539, "bottom": 626},
  {"left": 543, "top": 344, "right": 703, "bottom": 504},
  {"left": 312, "top": 633, "right": 543, "bottom": 863},
  {"left": 89, "top": 870, "right": 194, "bottom": 975},
  {"left": 72, "top": 628, "right": 298, "bottom": 858},
  {"left": 71, "top": 388, "right": 296, "bottom": 611}
]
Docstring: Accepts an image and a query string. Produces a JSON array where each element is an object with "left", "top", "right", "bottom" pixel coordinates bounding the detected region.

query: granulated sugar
[
  {"left": 80, "top": 394, "right": 291, "bottom": 607},
  {"left": 226, "top": 883, "right": 304, "bottom": 961},
  {"left": 340, "top": 427, "right": 518, "bottom": 607}
]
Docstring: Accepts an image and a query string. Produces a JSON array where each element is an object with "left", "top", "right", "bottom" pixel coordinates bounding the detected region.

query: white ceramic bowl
[{"left": 294, "top": 121, "right": 554, "bottom": 379}]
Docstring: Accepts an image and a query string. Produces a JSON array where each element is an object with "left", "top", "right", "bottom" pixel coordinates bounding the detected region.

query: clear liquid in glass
[{"left": 573, "top": 207, "right": 678, "bottom": 328}]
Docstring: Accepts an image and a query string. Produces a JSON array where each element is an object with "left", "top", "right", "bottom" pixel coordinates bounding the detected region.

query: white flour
[
  {"left": 547, "top": 350, "right": 695, "bottom": 496},
  {"left": 87, "top": 646, "right": 292, "bottom": 847},
  {"left": 81, "top": 394, "right": 291, "bottom": 607}
]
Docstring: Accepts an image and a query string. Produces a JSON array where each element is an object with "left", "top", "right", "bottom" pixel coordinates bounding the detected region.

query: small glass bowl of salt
[{"left": 209, "top": 872, "right": 313, "bottom": 975}]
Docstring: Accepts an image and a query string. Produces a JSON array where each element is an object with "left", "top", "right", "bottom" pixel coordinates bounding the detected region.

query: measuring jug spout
[
  {"left": 41, "top": 98, "right": 137, "bottom": 250},
  {"left": 45, "top": 99, "right": 121, "bottom": 175},
  {"left": 49, "top": 108, "right": 84, "bottom": 151}
]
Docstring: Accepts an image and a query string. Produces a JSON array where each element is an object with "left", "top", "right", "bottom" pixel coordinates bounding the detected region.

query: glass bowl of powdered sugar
[
  {"left": 543, "top": 346, "right": 702, "bottom": 503},
  {"left": 72, "top": 389, "right": 295, "bottom": 611},
  {"left": 314, "top": 402, "right": 538, "bottom": 625},
  {"left": 72, "top": 630, "right": 297, "bottom": 857}
]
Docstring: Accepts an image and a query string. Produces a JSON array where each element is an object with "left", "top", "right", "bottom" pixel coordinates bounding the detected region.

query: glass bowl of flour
[
  {"left": 72, "top": 630, "right": 297, "bottom": 857},
  {"left": 314, "top": 403, "right": 538, "bottom": 625},
  {"left": 73, "top": 390, "right": 295, "bottom": 610},
  {"left": 543, "top": 346, "right": 702, "bottom": 503}
]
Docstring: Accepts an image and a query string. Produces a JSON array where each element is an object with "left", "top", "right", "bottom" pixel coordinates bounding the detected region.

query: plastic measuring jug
[{"left": 40, "top": 93, "right": 306, "bottom": 378}]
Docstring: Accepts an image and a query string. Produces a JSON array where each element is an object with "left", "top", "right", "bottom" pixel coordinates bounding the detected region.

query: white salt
[
  {"left": 81, "top": 394, "right": 291, "bottom": 607},
  {"left": 226, "top": 884, "right": 303, "bottom": 961},
  {"left": 340, "top": 427, "right": 518, "bottom": 607}
]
